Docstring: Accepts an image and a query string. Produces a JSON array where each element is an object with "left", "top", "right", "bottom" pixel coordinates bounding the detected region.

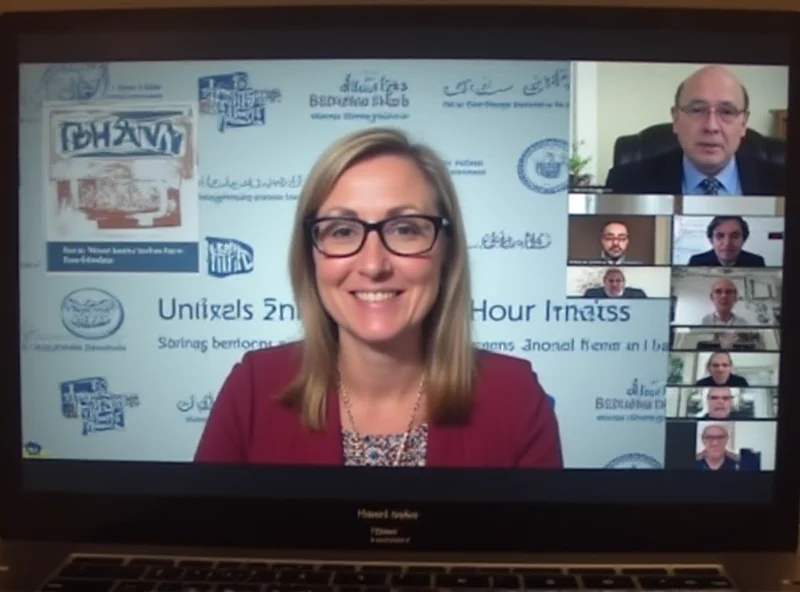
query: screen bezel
[{"left": 2, "top": 4, "right": 799, "bottom": 554}]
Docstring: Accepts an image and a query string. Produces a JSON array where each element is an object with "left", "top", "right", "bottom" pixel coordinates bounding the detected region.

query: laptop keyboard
[{"left": 39, "top": 555, "right": 737, "bottom": 591}]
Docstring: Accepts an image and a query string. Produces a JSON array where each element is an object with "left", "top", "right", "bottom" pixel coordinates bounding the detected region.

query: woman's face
[{"left": 312, "top": 154, "right": 446, "bottom": 348}]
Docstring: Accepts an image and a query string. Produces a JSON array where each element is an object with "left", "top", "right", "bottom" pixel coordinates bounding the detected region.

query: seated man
[
  {"left": 583, "top": 268, "right": 647, "bottom": 299},
  {"left": 696, "top": 423, "right": 742, "bottom": 471},
  {"left": 606, "top": 65, "right": 785, "bottom": 197},
  {"left": 570, "top": 221, "right": 642, "bottom": 265},
  {"left": 700, "top": 278, "right": 749, "bottom": 326},
  {"left": 700, "top": 387, "right": 748, "bottom": 420},
  {"left": 694, "top": 351, "right": 749, "bottom": 387},
  {"left": 688, "top": 216, "right": 766, "bottom": 267}
]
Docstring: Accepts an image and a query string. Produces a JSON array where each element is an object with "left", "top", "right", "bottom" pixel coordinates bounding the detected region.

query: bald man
[
  {"left": 606, "top": 65, "right": 785, "bottom": 196},
  {"left": 701, "top": 278, "right": 749, "bottom": 326}
]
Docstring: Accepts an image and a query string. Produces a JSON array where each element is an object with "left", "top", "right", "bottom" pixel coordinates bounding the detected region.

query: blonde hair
[{"left": 280, "top": 127, "right": 476, "bottom": 431}]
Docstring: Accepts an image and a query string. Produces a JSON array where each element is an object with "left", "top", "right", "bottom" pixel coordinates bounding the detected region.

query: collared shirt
[
  {"left": 682, "top": 154, "right": 741, "bottom": 196},
  {"left": 600, "top": 253, "right": 637, "bottom": 265},
  {"left": 701, "top": 312, "right": 749, "bottom": 326}
]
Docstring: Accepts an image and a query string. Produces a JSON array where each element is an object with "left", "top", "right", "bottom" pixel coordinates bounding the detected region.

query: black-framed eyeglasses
[
  {"left": 678, "top": 102, "right": 747, "bottom": 123},
  {"left": 306, "top": 214, "right": 451, "bottom": 257}
]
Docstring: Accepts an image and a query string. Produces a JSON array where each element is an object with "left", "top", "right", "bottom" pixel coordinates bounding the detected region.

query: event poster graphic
[{"left": 43, "top": 102, "right": 201, "bottom": 273}]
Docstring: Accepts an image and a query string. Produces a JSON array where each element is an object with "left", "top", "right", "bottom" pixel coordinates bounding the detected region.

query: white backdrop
[{"left": 19, "top": 60, "right": 675, "bottom": 468}]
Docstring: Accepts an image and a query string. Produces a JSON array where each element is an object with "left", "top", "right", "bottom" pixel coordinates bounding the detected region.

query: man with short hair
[
  {"left": 606, "top": 65, "right": 785, "bottom": 196},
  {"left": 688, "top": 216, "right": 765, "bottom": 267}
]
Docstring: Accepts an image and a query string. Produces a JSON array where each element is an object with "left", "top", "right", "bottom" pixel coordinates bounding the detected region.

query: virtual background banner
[{"left": 19, "top": 59, "right": 670, "bottom": 468}]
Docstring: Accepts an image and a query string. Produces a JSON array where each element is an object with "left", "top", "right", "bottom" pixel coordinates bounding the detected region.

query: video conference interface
[
  {"left": 567, "top": 195, "right": 781, "bottom": 471},
  {"left": 16, "top": 56, "right": 786, "bottom": 474}
]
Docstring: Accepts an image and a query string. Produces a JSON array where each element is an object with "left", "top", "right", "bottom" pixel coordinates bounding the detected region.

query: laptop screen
[{"left": 15, "top": 19, "right": 788, "bottom": 506}]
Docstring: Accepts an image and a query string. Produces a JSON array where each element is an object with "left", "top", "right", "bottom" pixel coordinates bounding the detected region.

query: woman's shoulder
[
  {"left": 467, "top": 349, "right": 562, "bottom": 468},
  {"left": 236, "top": 341, "right": 304, "bottom": 393},
  {"left": 474, "top": 348, "right": 534, "bottom": 379},
  {"left": 217, "top": 341, "right": 302, "bottom": 405},
  {"left": 241, "top": 341, "right": 303, "bottom": 370},
  {"left": 472, "top": 348, "right": 541, "bottom": 405},
  {"left": 194, "top": 342, "right": 306, "bottom": 463}
]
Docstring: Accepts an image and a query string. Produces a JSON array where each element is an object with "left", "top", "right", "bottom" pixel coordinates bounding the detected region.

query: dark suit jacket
[
  {"left": 695, "top": 374, "right": 750, "bottom": 387},
  {"left": 702, "top": 411, "right": 749, "bottom": 420},
  {"left": 606, "top": 148, "right": 785, "bottom": 196},
  {"left": 583, "top": 287, "right": 647, "bottom": 299},
  {"left": 688, "top": 249, "right": 766, "bottom": 267},
  {"left": 194, "top": 343, "right": 563, "bottom": 468}
]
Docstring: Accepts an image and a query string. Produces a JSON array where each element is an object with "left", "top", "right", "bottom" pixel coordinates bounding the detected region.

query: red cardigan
[{"left": 194, "top": 344, "right": 563, "bottom": 469}]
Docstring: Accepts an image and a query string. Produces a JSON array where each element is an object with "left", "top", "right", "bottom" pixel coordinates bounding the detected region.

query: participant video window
[
  {"left": 567, "top": 214, "right": 672, "bottom": 265},
  {"left": 670, "top": 327, "right": 780, "bottom": 352},
  {"left": 570, "top": 60, "right": 788, "bottom": 197},
  {"left": 668, "top": 350, "right": 779, "bottom": 387},
  {"left": 676, "top": 195, "right": 785, "bottom": 217},
  {"left": 672, "top": 214, "right": 783, "bottom": 268},
  {"left": 695, "top": 420, "right": 776, "bottom": 471},
  {"left": 568, "top": 193, "right": 674, "bottom": 216},
  {"left": 566, "top": 266, "right": 670, "bottom": 299},
  {"left": 666, "top": 386, "right": 777, "bottom": 419},
  {"left": 671, "top": 268, "right": 781, "bottom": 327}
]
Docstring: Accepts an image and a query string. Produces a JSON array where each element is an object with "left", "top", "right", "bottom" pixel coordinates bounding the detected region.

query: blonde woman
[{"left": 195, "top": 128, "right": 562, "bottom": 468}]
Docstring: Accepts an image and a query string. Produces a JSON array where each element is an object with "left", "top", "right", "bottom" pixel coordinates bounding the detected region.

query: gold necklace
[{"left": 340, "top": 375, "right": 425, "bottom": 467}]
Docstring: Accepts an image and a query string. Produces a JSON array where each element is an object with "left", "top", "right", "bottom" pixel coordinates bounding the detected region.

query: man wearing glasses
[
  {"left": 700, "top": 387, "right": 747, "bottom": 420},
  {"left": 606, "top": 65, "right": 785, "bottom": 196},
  {"left": 696, "top": 423, "right": 742, "bottom": 471},
  {"left": 701, "top": 278, "right": 749, "bottom": 326}
]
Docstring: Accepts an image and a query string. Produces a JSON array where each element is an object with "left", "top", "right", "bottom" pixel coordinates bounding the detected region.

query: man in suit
[
  {"left": 606, "top": 65, "right": 785, "bottom": 196},
  {"left": 583, "top": 268, "right": 647, "bottom": 299},
  {"left": 688, "top": 216, "right": 766, "bottom": 267},
  {"left": 569, "top": 221, "right": 642, "bottom": 265}
]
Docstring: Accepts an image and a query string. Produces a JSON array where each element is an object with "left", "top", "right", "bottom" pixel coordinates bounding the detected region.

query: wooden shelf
[{"left": 771, "top": 109, "right": 787, "bottom": 139}]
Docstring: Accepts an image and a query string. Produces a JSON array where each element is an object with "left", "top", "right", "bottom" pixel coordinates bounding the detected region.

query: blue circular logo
[
  {"left": 24, "top": 441, "right": 42, "bottom": 455},
  {"left": 517, "top": 138, "right": 569, "bottom": 195},
  {"left": 60, "top": 288, "right": 125, "bottom": 340},
  {"left": 604, "top": 453, "right": 663, "bottom": 469}
]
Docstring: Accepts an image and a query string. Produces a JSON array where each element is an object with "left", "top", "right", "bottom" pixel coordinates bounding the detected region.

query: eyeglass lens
[{"left": 312, "top": 216, "right": 437, "bottom": 255}]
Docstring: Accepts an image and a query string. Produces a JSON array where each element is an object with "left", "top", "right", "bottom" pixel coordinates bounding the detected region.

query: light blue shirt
[{"left": 681, "top": 155, "right": 741, "bottom": 196}]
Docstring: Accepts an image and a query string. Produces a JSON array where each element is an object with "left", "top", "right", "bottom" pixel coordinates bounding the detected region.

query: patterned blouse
[{"left": 342, "top": 424, "right": 428, "bottom": 467}]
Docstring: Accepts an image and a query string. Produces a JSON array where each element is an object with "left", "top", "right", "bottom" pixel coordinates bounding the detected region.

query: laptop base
[{"left": 2, "top": 541, "right": 799, "bottom": 592}]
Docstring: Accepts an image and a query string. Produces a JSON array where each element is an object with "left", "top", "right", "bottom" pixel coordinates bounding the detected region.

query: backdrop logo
[
  {"left": 21, "top": 64, "right": 110, "bottom": 123},
  {"left": 61, "top": 288, "right": 125, "bottom": 340},
  {"left": 23, "top": 65, "right": 164, "bottom": 124},
  {"left": 198, "top": 72, "right": 282, "bottom": 133},
  {"left": 22, "top": 441, "right": 49, "bottom": 458},
  {"left": 627, "top": 378, "right": 666, "bottom": 398},
  {"left": 206, "top": 236, "right": 255, "bottom": 278},
  {"left": 309, "top": 71, "right": 410, "bottom": 123},
  {"left": 60, "top": 376, "right": 140, "bottom": 436},
  {"left": 604, "top": 453, "right": 663, "bottom": 469},
  {"left": 469, "top": 230, "right": 552, "bottom": 251},
  {"left": 43, "top": 64, "right": 110, "bottom": 101},
  {"left": 177, "top": 393, "right": 215, "bottom": 423},
  {"left": 517, "top": 138, "right": 568, "bottom": 195},
  {"left": 55, "top": 111, "right": 186, "bottom": 159}
]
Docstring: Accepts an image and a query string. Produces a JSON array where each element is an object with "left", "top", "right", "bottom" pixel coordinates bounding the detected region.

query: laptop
[{"left": 1, "top": 4, "right": 799, "bottom": 592}]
